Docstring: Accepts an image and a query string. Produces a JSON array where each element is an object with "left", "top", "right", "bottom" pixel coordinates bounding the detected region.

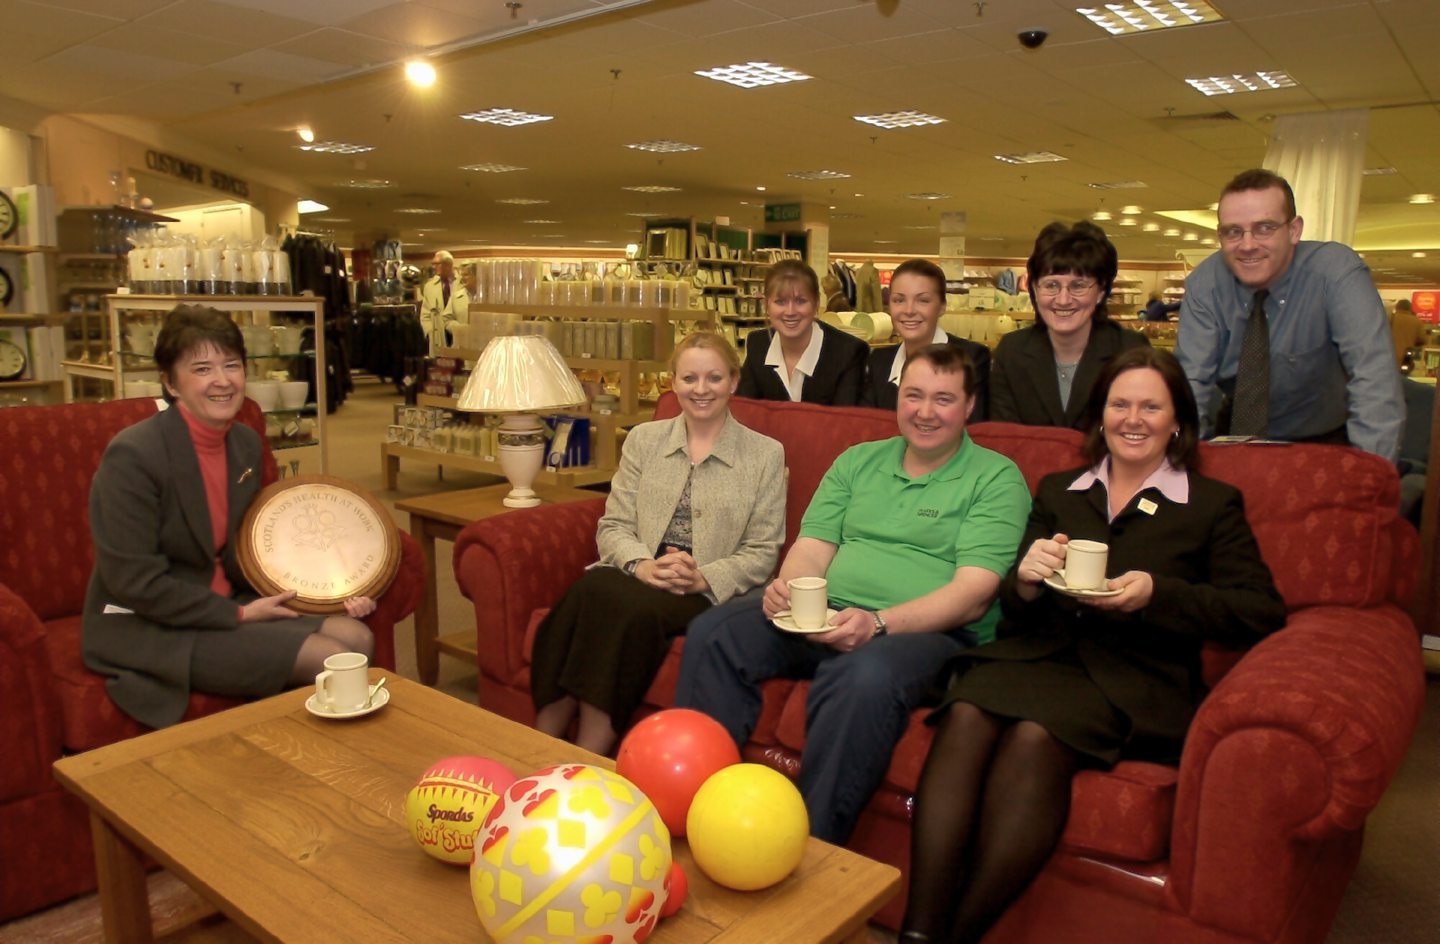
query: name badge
[{"left": 1138, "top": 498, "right": 1159, "bottom": 516}]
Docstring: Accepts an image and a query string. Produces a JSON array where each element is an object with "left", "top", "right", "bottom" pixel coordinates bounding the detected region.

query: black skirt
[
  {"left": 931, "top": 645, "right": 1143, "bottom": 767},
  {"left": 530, "top": 566, "right": 710, "bottom": 733}
]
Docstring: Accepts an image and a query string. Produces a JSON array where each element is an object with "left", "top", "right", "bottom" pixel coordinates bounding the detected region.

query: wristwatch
[
  {"left": 870, "top": 610, "right": 889, "bottom": 638},
  {"left": 623, "top": 559, "right": 642, "bottom": 576}
]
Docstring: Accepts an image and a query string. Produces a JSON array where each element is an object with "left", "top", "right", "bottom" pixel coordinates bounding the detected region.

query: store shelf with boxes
[
  {"left": 66, "top": 294, "right": 329, "bottom": 468},
  {"left": 380, "top": 301, "right": 713, "bottom": 488},
  {"left": 641, "top": 217, "right": 782, "bottom": 346}
]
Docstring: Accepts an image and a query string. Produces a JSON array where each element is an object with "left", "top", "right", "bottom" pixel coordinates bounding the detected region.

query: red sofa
[
  {"left": 0, "top": 397, "right": 423, "bottom": 921},
  {"left": 452, "top": 396, "right": 1424, "bottom": 943}
]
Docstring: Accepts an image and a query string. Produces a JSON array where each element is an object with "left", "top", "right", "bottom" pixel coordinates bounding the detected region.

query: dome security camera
[{"left": 1018, "top": 29, "right": 1048, "bottom": 49}]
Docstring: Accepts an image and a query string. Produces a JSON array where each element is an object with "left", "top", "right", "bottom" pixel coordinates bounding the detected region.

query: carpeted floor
[{"left": 6, "top": 378, "right": 1435, "bottom": 943}]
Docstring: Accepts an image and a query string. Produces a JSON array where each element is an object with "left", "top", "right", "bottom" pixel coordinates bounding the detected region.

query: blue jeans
[{"left": 675, "top": 595, "right": 972, "bottom": 845}]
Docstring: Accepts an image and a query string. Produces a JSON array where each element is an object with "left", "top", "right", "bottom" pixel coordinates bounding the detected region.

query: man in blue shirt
[{"left": 1177, "top": 169, "right": 1402, "bottom": 460}]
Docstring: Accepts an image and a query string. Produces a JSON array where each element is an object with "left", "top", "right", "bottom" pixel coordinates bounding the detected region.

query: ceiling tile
[
  {"left": 42, "top": 44, "right": 198, "bottom": 82},
  {"left": 804, "top": 3, "right": 948, "bottom": 43},
  {"left": 17, "top": 0, "right": 162, "bottom": 18},
  {"left": 219, "top": 0, "right": 396, "bottom": 25},
  {"left": 217, "top": 47, "right": 354, "bottom": 83},
  {"left": 5, "top": 0, "right": 126, "bottom": 40},
  {"left": 341, "top": 1, "right": 487, "bottom": 49},
  {"left": 638, "top": 0, "right": 781, "bottom": 37},
  {"left": 89, "top": 24, "right": 252, "bottom": 66},
  {"left": 147, "top": 0, "right": 316, "bottom": 47},
  {"left": 269, "top": 28, "right": 409, "bottom": 68}
]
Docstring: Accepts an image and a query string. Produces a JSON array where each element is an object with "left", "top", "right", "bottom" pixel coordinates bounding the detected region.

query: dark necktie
[
  {"left": 441, "top": 279, "right": 451, "bottom": 306},
  {"left": 1230, "top": 289, "right": 1271, "bottom": 436}
]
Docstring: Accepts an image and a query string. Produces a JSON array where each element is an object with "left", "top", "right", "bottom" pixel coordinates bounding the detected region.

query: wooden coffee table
[
  {"left": 395, "top": 482, "right": 604, "bottom": 684},
  {"left": 55, "top": 676, "right": 899, "bottom": 943}
]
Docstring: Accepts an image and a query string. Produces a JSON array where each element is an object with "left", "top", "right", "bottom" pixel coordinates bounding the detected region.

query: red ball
[
  {"left": 616, "top": 708, "right": 740, "bottom": 836},
  {"left": 660, "top": 860, "right": 688, "bottom": 919}
]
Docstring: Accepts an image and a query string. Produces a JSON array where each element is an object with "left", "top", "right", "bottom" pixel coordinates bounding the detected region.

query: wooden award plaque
[{"left": 237, "top": 475, "right": 401, "bottom": 615}]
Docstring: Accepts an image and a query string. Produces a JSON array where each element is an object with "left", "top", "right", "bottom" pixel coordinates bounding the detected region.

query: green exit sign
[{"left": 764, "top": 203, "right": 802, "bottom": 223}]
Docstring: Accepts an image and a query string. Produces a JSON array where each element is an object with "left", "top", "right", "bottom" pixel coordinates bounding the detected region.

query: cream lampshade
[{"left": 455, "top": 334, "right": 587, "bottom": 507}]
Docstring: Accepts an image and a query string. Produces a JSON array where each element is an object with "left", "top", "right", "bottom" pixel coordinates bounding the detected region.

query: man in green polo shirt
[{"left": 676, "top": 345, "right": 1030, "bottom": 844}]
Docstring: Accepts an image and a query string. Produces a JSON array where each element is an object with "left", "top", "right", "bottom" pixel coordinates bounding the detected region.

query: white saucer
[
  {"left": 771, "top": 609, "right": 839, "bottom": 634},
  {"left": 305, "top": 686, "right": 390, "bottom": 720},
  {"left": 1044, "top": 573, "right": 1122, "bottom": 599}
]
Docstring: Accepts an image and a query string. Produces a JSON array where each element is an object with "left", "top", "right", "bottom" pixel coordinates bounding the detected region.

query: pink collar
[{"left": 1069, "top": 456, "right": 1189, "bottom": 507}]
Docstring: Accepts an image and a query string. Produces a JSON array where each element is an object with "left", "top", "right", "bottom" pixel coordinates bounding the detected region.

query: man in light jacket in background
[{"left": 420, "top": 250, "right": 469, "bottom": 354}]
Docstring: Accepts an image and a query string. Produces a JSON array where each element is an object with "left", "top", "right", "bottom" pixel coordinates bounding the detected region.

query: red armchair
[
  {"left": 0, "top": 397, "right": 423, "bottom": 920},
  {"left": 452, "top": 396, "right": 1423, "bottom": 943}
]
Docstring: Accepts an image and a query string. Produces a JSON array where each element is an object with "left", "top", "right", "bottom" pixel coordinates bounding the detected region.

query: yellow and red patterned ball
[
  {"left": 470, "top": 764, "right": 671, "bottom": 944},
  {"left": 405, "top": 755, "right": 516, "bottom": 865}
]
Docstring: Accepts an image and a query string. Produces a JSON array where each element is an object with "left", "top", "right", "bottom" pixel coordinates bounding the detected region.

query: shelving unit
[
  {"left": 0, "top": 243, "right": 64, "bottom": 404},
  {"left": 381, "top": 301, "right": 711, "bottom": 487},
  {"left": 75, "top": 294, "right": 328, "bottom": 468}
]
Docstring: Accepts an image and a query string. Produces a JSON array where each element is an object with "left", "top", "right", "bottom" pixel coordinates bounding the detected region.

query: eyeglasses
[
  {"left": 1217, "top": 219, "right": 1292, "bottom": 243},
  {"left": 1035, "top": 278, "right": 1098, "bottom": 297}
]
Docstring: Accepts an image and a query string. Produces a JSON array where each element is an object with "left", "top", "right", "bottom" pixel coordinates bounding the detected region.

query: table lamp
[{"left": 455, "top": 334, "right": 586, "bottom": 507}]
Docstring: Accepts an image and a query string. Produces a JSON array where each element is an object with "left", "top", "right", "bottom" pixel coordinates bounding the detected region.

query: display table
[
  {"left": 395, "top": 482, "right": 604, "bottom": 684},
  {"left": 54, "top": 676, "right": 899, "bottom": 943}
]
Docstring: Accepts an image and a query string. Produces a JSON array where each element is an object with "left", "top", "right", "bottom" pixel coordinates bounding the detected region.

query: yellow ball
[
  {"left": 685, "top": 763, "right": 808, "bottom": 891},
  {"left": 405, "top": 756, "right": 514, "bottom": 865}
]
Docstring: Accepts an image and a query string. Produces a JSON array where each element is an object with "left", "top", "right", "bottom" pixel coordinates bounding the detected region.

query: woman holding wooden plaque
[{"left": 82, "top": 305, "right": 376, "bottom": 730}]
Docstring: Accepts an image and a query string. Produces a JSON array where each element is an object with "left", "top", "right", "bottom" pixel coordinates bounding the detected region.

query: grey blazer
[
  {"left": 597, "top": 413, "right": 785, "bottom": 604},
  {"left": 81, "top": 405, "right": 264, "bottom": 729}
]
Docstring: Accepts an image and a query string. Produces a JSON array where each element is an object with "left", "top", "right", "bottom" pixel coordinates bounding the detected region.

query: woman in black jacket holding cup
[{"left": 899, "top": 347, "right": 1286, "bottom": 944}]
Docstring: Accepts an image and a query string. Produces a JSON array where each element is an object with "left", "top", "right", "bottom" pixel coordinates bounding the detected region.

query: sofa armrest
[
  {"left": 364, "top": 530, "right": 424, "bottom": 671},
  {"left": 1166, "top": 604, "right": 1423, "bottom": 938},
  {"left": 0, "top": 582, "right": 64, "bottom": 803},
  {"left": 453, "top": 499, "right": 606, "bottom": 691}
]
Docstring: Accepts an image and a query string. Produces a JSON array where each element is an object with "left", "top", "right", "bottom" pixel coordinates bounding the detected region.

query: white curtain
[{"left": 1263, "top": 108, "right": 1368, "bottom": 244}]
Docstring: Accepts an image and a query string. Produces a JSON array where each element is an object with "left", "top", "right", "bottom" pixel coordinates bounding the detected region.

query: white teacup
[
  {"left": 279, "top": 380, "right": 308, "bottom": 409},
  {"left": 787, "top": 576, "right": 829, "bottom": 630},
  {"left": 247, "top": 380, "right": 279, "bottom": 412},
  {"left": 314, "top": 652, "right": 370, "bottom": 713},
  {"left": 1061, "top": 540, "right": 1109, "bottom": 591}
]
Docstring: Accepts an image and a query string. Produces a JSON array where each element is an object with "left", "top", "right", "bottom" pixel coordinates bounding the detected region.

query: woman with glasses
[{"left": 990, "top": 222, "right": 1148, "bottom": 429}]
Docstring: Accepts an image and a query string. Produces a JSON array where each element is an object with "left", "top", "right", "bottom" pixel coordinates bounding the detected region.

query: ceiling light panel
[
  {"left": 1076, "top": 1, "right": 1224, "bottom": 36},
  {"left": 622, "top": 185, "right": 682, "bottom": 193},
  {"left": 1409, "top": 193, "right": 1436, "bottom": 204},
  {"left": 297, "top": 141, "right": 374, "bottom": 154},
  {"left": 830, "top": 212, "right": 864, "bottom": 220},
  {"left": 1186, "top": 71, "right": 1298, "bottom": 96},
  {"left": 908, "top": 192, "right": 951, "bottom": 200},
  {"left": 853, "top": 110, "right": 946, "bottom": 129},
  {"left": 523, "top": 219, "right": 560, "bottom": 224},
  {"left": 788, "top": 170, "right": 852, "bottom": 181},
  {"left": 1362, "top": 167, "right": 1398, "bottom": 176},
  {"left": 460, "top": 108, "right": 554, "bottom": 126},
  {"left": 625, "top": 211, "right": 664, "bottom": 217},
  {"left": 626, "top": 140, "right": 702, "bottom": 153},
  {"left": 1089, "top": 180, "right": 1148, "bottom": 190},
  {"left": 994, "top": 151, "right": 1068, "bottom": 165},
  {"left": 496, "top": 197, "right": 550, "bottom": 205},
  {"left": 336, "top": 179, "right": 393, "bottom": 189},
  {"left": 695, "top": 62, "right": 811, "bottom": 88},
  {"left": 461, "top": 162, "right": 526, "bottom": 172},
  {"left": 395, "top": 208, "right": 441, "bottom": 214}
]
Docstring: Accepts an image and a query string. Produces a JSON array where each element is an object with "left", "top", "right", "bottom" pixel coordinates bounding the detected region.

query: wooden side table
[{"left": 396, "top": 482, "right": 603, "bottom": 684}]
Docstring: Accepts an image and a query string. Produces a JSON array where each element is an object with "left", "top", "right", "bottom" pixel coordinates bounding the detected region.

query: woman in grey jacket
[
  {"left": 531, "top": 332, "right": 786, "bottom": 754},
  {"left": 82, "top": 306, "right": 375, "bottom": 729}
]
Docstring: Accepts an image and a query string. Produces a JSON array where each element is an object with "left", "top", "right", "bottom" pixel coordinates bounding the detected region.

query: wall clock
[
  {"left": 0, "top": 266, "right": 13, "bottom": 309},
  {"left": 0, "top": 192, "right": 17, "bottom": 242},
  {"left": 0, "top": 338, "right": 27, "bottom": 381}
]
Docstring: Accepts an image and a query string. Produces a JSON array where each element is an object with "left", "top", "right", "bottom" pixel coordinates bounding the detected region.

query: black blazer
[
  {"left": 737, "top": 320, "right": 868, "bottom": 406},
  {"left": 973, "top": 468, "right": 1285, "bottom": 748},
  {"left": 989, "top": 320, "right": 1149, "bottom": 429},
  {"left": 862, "top": 336, "right": 992, "bottom": 421},
  {"left": 81, "top": 405, "right": 264, "bottom": 729}
]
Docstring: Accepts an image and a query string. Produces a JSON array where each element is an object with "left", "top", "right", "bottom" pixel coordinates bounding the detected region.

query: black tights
[{"left": 901, "top": 702, "right": 1078, "bottom": 944}]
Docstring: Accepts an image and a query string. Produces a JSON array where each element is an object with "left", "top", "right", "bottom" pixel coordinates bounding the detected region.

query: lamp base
[{"left": 497, "top": 413, "right": 547, "bottom": 510}]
